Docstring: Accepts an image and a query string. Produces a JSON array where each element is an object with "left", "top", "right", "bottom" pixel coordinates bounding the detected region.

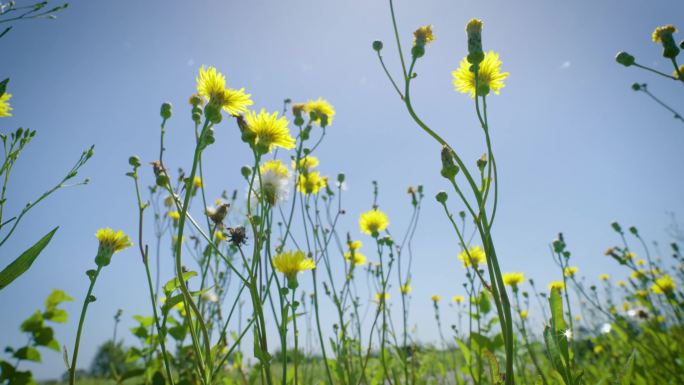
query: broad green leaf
[
  {"left": 44, "top": 289, "right": 74, "bottom": 312},
  {"left": 133, "top": 315, "right": 155, "bottom": 328},
  {"left": 549, "top": 288, "right": 566, "bottom": 332},
  {"left": 163, "top": 271, "right": 197, "bottom": 294},
  {"left": 13, "top": 347, "right": 41, "bottom": 362},
  {"left": 120, "top": 368, "right": 145, "bottom": 381},
  {"left": 0, "top": 227, "right": 58, "bottom": 290},
  {"left": 20, "top": 311, "right": 43, "bottom": 333},
  {"left": 479, "top": 291, "right": 492, "bottom": 314},
  {"left": 483, "top": 349, "right": 501, "bottom": 384},
  {"left": 543, "top": 326, "right": 569, "bottom": 384},
  {"left": 43, "top": 309, "right": 68, "bottom": 323}
]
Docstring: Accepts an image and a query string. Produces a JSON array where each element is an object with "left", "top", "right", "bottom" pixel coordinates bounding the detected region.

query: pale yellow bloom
[
  {"left": 193, "top": 176, "right": 203, "bottom": 189},
  {"left": 245, "top": 109, "right": 295, "bottom": 151},
  {"left": 297, "top": 171, "right": 327, "bottom": 195},
  {"left": 548, "top": 281, "right": 565, "bottom": 291},
  {"left": 452, "top": 295, "right": 465, "bottom": 304},
  {"left": 564, "top": 266, "right": 579, "bottom": 277},
  {"left": 272, "top": 250, "right": 315, "bottom": 279},
  {"left": 651, "top": 275, "right": 676, "bottom": 294},
  {"left": 196, "top": 65, "right": 252, "bottom": 115},
  {"left": 599, "top": 274, "right": 610, "bottom": 281},
  {"left": 302, "top": 98, "right": 335, "bottom": 127},
  {"left": 0, "top": 93, "right": 12, "bottom": 118},
  {"left": 167, "top": 211, "right": 181, "bottom": 221},
  {"left": 457, "top": 246, "right": 486, "bottom": 268},
  {"left": 431, "top": 295, "right": 442, "bottom": 302},
  {"left": 359, "top": 209, "right": 390, "bottom": 235},
  {"left": 452, "top": 51, "right": 509, "bottom": 98},
  {"left": 400, "top": 284, "right": 412, "bottom": 294},
  {"left": 503, "top": 272, "right": 525, "bottom": 288}
]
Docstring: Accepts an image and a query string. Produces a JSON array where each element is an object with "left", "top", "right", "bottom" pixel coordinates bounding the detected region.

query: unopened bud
[
  {"left": 615, "top": 52, "right": 635, "bottom": 67},
  {"left": 160, "top": 102, "right": 172, "bottom": 119},
  {"left": 372, "top": 40, "right": 383, "bottom": 51}
]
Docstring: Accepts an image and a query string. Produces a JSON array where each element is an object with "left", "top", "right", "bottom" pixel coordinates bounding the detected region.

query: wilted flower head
[
  {"left": 359, "top": 209, "right": 390, "bottom": 236},
  {"left": 457, "top": 246, "right": 486, "bottom": 268},
  {"left": 201, "top": 290, "right": 219, "bottom": 303},
  {"left": 95, "top": 228, "right": 132, "bottom": 267},
  {"left": 452, "top": 51, "right": 509, "bottom": 98},
  {"left": 413, "top": 25, "right": 435, "bottom": 46}
]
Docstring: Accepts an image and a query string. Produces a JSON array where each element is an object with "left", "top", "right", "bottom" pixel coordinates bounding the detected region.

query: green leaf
[
  {"left": 543, "top": 325, "right": 569, "bottom": 384},
  {"left": 13, "top": 347, "right": 41, "bottom": 362},
  {"left": 619, "top": 350, "right": 637, "bottom": 385},
  {"left": 0, "top": 227, "right": 58, "bottom": 291},
  {"left": 133, "top": 315, "right": 155, "bottom": 328},
  {"left": 549, "top": 288, "right": 566, "bottom": 332},
  {"left": 454, "top": 338, "right": 471, "bottom": 365},
  {"left": 0, "top": 78, "right": 8, "bottom": 97},
  {"left": 120, "top": 368, "right": 145, "bottom": 381},
  {"left": 479, "top": 291, "right": 492, "bottom": 314},
  {"left": 43, "top": 309, "right": 68, "bottom": 323},
  {"left": 44, "top": 289, "right": 74, "bottom": 312},
  {"left": 483, "top": 349, "right": 501, "bottom": 384},
  {"left": 20, "top": 311, "right": 43, "bottom": 333},
  {"left": 163, "top": 271, "right": 197, "bottom": 294}
]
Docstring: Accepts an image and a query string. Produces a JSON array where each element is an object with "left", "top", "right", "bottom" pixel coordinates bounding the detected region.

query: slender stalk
[{"left": 69, "top": 265, "right": 103, "bottom": 385}]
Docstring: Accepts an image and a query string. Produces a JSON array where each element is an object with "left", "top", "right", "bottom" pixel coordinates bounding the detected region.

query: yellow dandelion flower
[
  {"left": 617, "top": 280, "right": 627, "bottom": 287},
  {"left": 193, "top": 176, "right": 203, "bottom": 189},
  {"left": 272, "top": 250, "right": 315, "bottom": 280},
  {"left": 260, "top": 159, "right": 289, "bottom": 178},
  {"left": 375, "top": 292, "right": 390, "bottom": 303},
  {"left": 303, "top": 98, "right": 335, "bottom": 127},
  {"left": 624, "top": 252, "right": 636, "bottom": 260},
  {"left": 413, "top": 25, "right": 435, "bottom": 46},
  {"left": 431, "top": 294, "right": 442, "bottom": 302},
  {"left": 215, "top": 230, "right": 226, "bottom": 242},
  {"left": 636, "top": 259, "right": 647, "bottom": 266},
  {"left": 196, "top": 66, "right": 252, "bottom": 115},
  {"left": 297, "top": 171, "right": 327, "bottom": 195},
  {"left": 519, "top": 310, "right": 529, "bottom": 320},
  {"left": 452, "top": 51, "right": 509, "bottom": 98},
  {"left": 651, "top": 275, "right": 676, "bottom": 294},
  {"left": 599, "top": 274, "right": 610, "bottom": 281},
  {"left": 631, "top": 269, "right": 646, "bottom": 280},
  {"left": 457, "top": 246, "right": 486, "bottom": 268},
  {"left": 400, "top": 284, "right": 412, "bottom": 294},
  {"left": 564, "top": 266, "right": 579, "bottom": 277},
  {"left": 95, "top": 228, "right": 132, "bottom": 267},
  {"left": 167, "top": 211, "right": 181, "bottom": 221},
  {"left": 359, "top": 209, "right": 390, "bottom": 235},
  {"left": 652, "top": 24, "right": 677, "bottom": 43},
  {"left": 293, "top": 155, "right": 320, "bottom": 171},
  {"left": 548, "top": 281, "right": 565, "bottom": 292},
  {"left": 0, "top": 92, "right": 12, "bottom": 118},
  {"left": 452, "top": 295, "right": 465, "bottom": 304},
  {"left": 344, "top": 251, "right": 367, "bottom": 266},
  {"left": 245, "top": 109, "right": 295, "bottom": 152},
  {"left": 349, "top": 240, "right": 362, "bottom": 251},
  {"left": 503, "top": 272, "right": 525, "bottom": 288}
]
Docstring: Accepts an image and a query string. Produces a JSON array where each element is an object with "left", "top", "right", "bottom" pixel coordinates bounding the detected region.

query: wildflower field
[{"left": 1, "top": 1, "right": 684, "bottom": 385}]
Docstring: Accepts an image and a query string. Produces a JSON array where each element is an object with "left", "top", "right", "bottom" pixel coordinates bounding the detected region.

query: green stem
[{"left": 69, "top": 265, "right": 103, "bottom": 385}]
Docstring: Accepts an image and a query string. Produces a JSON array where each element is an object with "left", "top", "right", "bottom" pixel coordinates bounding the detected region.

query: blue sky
[{"left": 1, "top": 0, "right": 683, "bottom": 379}]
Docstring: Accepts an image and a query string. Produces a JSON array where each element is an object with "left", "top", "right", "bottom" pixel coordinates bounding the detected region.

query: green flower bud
[
  {"left": 372, "top": 40, "right": 383, "bottom": 51},
  {"left": 204, "top": 103, "right": 222, "bottom": 124},
  {"left": 411, "top": 45, "right": 425, "bottom": 59},
  {"left": 241, "top": 166, "right": 252, "bottom": 179},
  {"left": 611, "top": 221, "right": 622, "bottom": 233},
  {"left": 615, "top": 52, "right": 635, "bottom": 67},
  {"left": 160, "top": 102, "right": 172, "bottom": 119},
  {"left": 440, "top": 146, "right": 459, "bottom": 180},
  {"left": 435, "top": 191, "right": 448, "bottom": 203}
]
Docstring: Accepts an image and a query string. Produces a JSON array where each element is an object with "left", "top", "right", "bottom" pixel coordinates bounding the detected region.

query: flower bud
[
  {"left": 435, "top": 191, "right": 448, "bottom": 204},
  {"left": 160, "top": 102, "right": 172, "bottom": 119},
  {"left": 466, "top": 19, "right": 484, "bottom": 66},
  {"left": 615, "top": 51, "right": 635, "bottom": 67},
  {"left": 128, "top": 156, "right": 141, "bottom": 168},
  {"left": 372, "top": 40, "right": 383, "bottom": 51},
  {"left": 440, "top": 146, "right": 459, "bottom": 180}
]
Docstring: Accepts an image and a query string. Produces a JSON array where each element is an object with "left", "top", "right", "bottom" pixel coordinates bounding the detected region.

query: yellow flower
[
  {"left": 95, "top": 228, "right": 132, "bottom": 267},
  {"left": 272, "top": 250, "right": 315, "bottom": 279},
  {"left": 652, "top": 24, "right": 677, "bottom": 43},
  {"left": 413, "top": 25, "right": 435, "bottom": 46},
  {"left": 400, "top": 284, "right": 412, "bottom": 294},
  {"left": 349, "top": 240, "right": 362, "bottom": 251},
  {"left": 297, "top": 171, "right": 327, "bottom": 195},
  {"left": 457, "top": 246, "right": 486, "bottom": 268},
  {"left": 635, "top": 259, "right": 647, "bottom": 267},
  {"left": 193, "top": 176, "right": 203, "bottom": 189},
  {"left": 260, "top": 159, "right": 289, "bottom": 178},
  {"left": 599, "top": 274, "right": 610, "bottom": 281},
  {"left": 244, "top": 109, "right": 295, "bottom": 152},
  {"left": 359, "top": 209, "right": 390, "bottom": 235},
  {"left": 215, "top": 230, "right": 226, "bottom": 242},
  {"left": 503, "top": 272, "right": 525, "bottom": 288},
  {"left": 452, "top": 295, "right": 465, "bottom": 304},
  {"left": 0, "top": 92, "right": 12, "bottom": 118},
  {"left": 564, "top": 266, "right": 579, "bottom": 277},
  {"left": 635, "top": 290, "right": 648, "bottom": 298},
  {"left": 593, "top": 345, "right": 603, "bottom": 355},
  {"left": 651, "top": 275, "right": 676, "bottom": 294},
  {"left": 303, "top": 98, "right": 335, "bottom": 127},
  {"left": 375, "top": 292, "right": 390, "bottom": 303},
  {"left": 293, "top": 155, "right": 320, "bottom": 171},
  {"left": 519, "top": 310, "right": 529, "bottom": 320},
  {"left": 548, "top": 281, "right": 565, "bottom": 292},
  {"left": 344, "top": 250, "right": 367, "bottom": 266},
  {"left": 167, "top": 211, "right": 181, "bottom": 221},
  {"left": 624, "top": 252, "right": 635, "bottom": 260},
  {"left": 631, "top": 269, "right": 646, "bottom": 280},
  {"left": 617, "top": 280, "right": 627, "bottom": 287},
  {"left": 452, "top": 51, "right": 509, "bottom": 98},
  {"left": 196, "top": 66, "right": 252, "bottom": 115},
  {"left": 431, "top": 295, "right": 442, "bottom": 302}
]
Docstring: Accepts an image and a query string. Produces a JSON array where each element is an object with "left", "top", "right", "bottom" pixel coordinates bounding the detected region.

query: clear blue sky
[{"left": 1, "top": 0, "right": 683, "bottom": 379}]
